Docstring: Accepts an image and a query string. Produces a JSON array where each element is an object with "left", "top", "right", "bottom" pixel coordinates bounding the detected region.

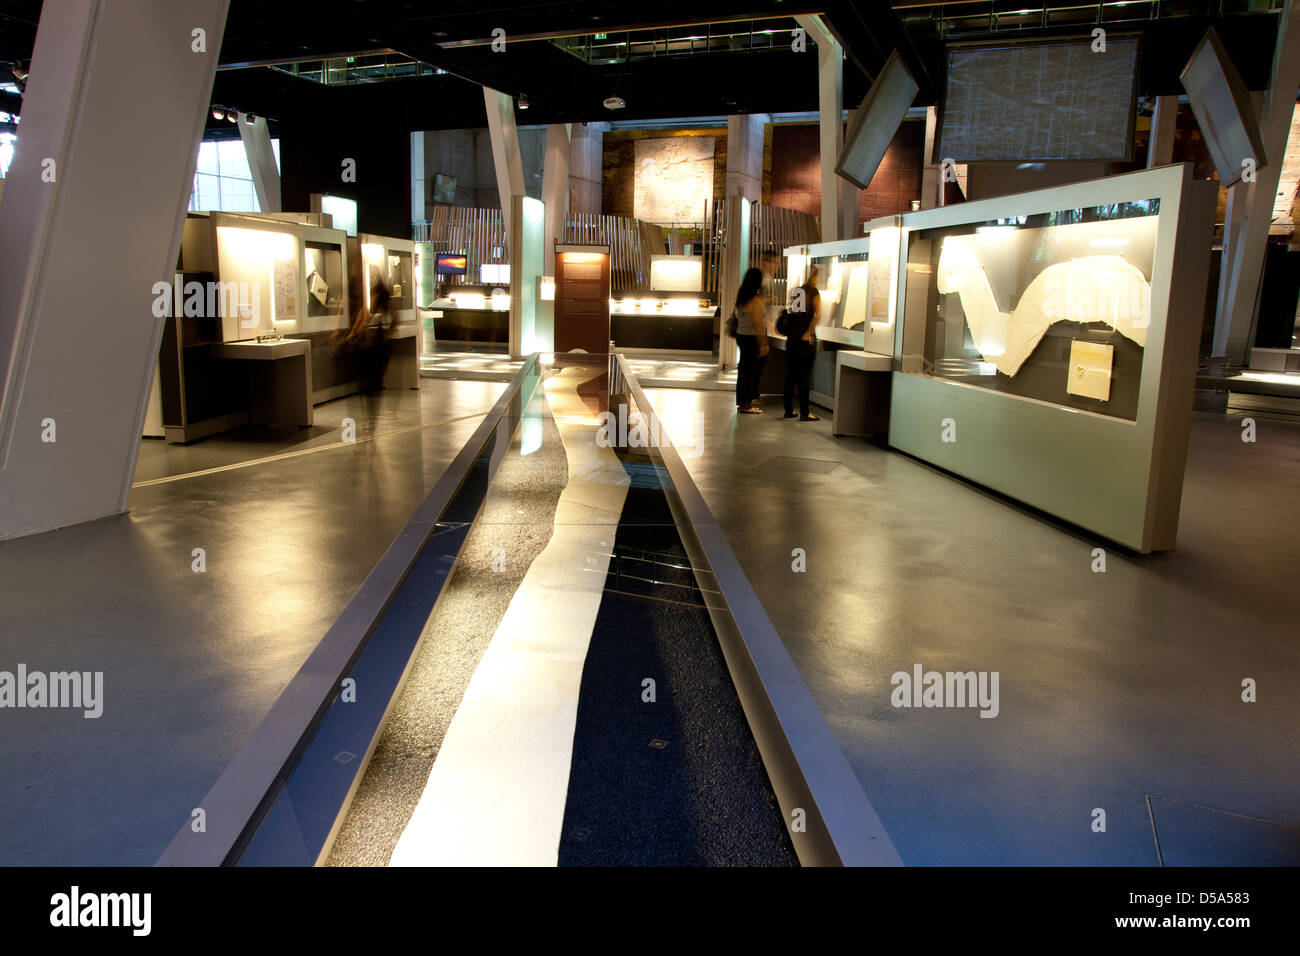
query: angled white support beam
[
  {"left": 238, "top": 112, "right": 280, "bottom": 212},
  {"left": 0, "top": 0, "right": 229, "bottom": 539},
  {"left": 1213, "top": 0, "right": 1300, "bottom": 364},
  {"left": 483, "top": 87, "right": 525, "bottom": 224}
]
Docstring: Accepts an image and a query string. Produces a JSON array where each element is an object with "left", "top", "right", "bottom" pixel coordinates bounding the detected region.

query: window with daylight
[{"left": 189, "top": 138, "right": 281, "bottom": 212}]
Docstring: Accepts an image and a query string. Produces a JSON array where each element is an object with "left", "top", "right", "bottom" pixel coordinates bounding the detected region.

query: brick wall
[{"left": 767, "top": 120, "right": 925, "bottom": 221}]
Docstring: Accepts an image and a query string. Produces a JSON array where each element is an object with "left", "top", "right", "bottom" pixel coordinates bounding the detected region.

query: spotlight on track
[
  {"left": 518, "top": 94, "right": 529, "bottom": 109},
  {"left": 243, "top": 112, "right": 256, "bottom": 125},
  {"left": 211, "top": 107, "right": 225, "bottom": 121}
]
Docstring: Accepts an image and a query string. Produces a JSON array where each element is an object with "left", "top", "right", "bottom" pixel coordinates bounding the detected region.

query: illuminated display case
[
  {"left": 359, "top": 234, "right": 417, "bottom": 329},
  {"left": 884, "top": 164, "right": 1216, "bottom": 552},
  {"left": 900, "top": 200, "right": 1159, "bottom": 420},
  {"left": 181, "top": 212, "right": 351, "bottom": 342},
  {"left": 786, "top": 226, "right": 901, "bottom": 358}
]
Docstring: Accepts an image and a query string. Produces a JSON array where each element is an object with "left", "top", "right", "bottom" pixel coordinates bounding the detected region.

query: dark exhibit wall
[{"left": 279, "top": 116, "right": 411, "bottom": 239}]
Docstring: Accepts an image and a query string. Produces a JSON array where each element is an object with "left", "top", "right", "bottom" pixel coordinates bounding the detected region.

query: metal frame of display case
[{"left": 879, "top": 163, "right": 1216, "bottom": 553}]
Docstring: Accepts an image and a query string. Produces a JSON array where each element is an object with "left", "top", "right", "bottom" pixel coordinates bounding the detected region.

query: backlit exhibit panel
[
  {"left": 904, "top": 201, "right": 1160, "bottom": 421},
  {"left": 215, "top": 225, "right": 297, "bottom": 340},
  {"left": 792, "top": 227, "right": 901, "bottom": 357}
]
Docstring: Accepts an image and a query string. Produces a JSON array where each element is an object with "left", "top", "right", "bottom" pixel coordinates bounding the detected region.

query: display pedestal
[
  {"left": 833, "top": 351, "right": 891, "bottom": 436},
  {"left": 212, "top": 339, "right": 314, "bottom": 428}
]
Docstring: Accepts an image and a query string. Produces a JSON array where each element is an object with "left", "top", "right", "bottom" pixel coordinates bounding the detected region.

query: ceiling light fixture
[
  {"left": 243, "top": 112, "right": 256, "bottom": 124},
  {"left": 603, "top": 95, "right": 625, "bottom": 110},
  {"left": 227, "top": 111, "right": 238, "bottom": 123},
  {"left": 211, "top": 107, "right": 225, "bottom": 120},
  {"left": 518, "top": 94, "right": 529, "bottom": 109}
]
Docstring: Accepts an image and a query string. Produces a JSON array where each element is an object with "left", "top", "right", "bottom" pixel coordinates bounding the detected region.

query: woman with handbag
[{"left": 730, "top": 267, "right": 769, "bottom": 414}]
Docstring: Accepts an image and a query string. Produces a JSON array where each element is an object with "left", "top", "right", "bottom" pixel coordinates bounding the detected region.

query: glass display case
[
  {"left": 183, "top": 213, "right": 351, "bottom": 341},
  {"left": 304, "top": 241, "right": 345, "bottom": 327},
  {"left": 359, "top": 234, "right": 417, "bottom": 328},
  {"left": 785, "top": 225, "right": 901, "bottom": 357},
  {"left": 884, "top": 164, "right": 1216, "bottom": 552},
  {"left": 899, "top": 200, "right": 1159, "bottom": 421}
]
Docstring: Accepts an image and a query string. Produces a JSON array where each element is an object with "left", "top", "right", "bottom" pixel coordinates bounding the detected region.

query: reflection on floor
[
  {"left": 420, "top": 350, "right": 735, "bottom": 391},
  {"left": 0, "top": 381, "right": 504, "bottom": 865},
  {"left": 622, "top": 357, "right": 735, "bottom": 391},
  {"left": 134, "top": 386, "right": 492, "bottom": 484},
  {"left": 421, "top": 350, "right": 524, "bottom": 382},
  {"left": 645, "top": 386, "right": 1300, "bottom": 865}
]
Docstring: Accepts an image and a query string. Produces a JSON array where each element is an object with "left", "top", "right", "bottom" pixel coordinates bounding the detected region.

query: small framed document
[{"left": 1066, "top": 340, "right": 1114, "bottom": 401}]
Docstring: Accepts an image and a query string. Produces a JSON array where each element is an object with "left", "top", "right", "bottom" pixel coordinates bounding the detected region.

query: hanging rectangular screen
[
  {"left": 836, "top": 50, "right": 919, "bottom": 190},
  {"left": 1179, "top": 28, "right": 1266, "bottom": 187},
  {"left": 936, "top": 37, "right": 1140, "bottom": 162}
]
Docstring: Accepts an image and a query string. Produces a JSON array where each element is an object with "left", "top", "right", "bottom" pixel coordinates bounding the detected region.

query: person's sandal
[
  {"left": 799, "top": 413, "right": 820, "bottom": 421},
  {"left": 739, "top": 405, "right": 763, "bottom": 414}
]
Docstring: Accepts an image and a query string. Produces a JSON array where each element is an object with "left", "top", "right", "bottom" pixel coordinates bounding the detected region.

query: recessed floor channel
[
  {"left": 326, "top": 361, "right": 795, "bottom": 866},
  {"left": 558, "top": 455, "right": 796, "bottom": 866}
]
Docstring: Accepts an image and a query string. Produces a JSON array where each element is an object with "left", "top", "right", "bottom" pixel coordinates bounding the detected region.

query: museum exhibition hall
[{"left": 0, "top": 0, "right": 1298, "bottom": 894}]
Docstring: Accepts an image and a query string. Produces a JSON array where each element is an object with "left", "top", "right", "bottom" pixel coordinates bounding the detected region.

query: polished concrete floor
[
  {"left": 421, "top": 350, "right": 525, "bottom": 382},
  {"left": 644, "top": 388, "right": 1300, "bottom": 865},
  {"left": 0, "top": 381, "right": 503, "bottom": 865}
]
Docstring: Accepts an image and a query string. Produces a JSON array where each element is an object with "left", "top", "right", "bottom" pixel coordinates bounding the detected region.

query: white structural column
[
  {"left": 1146, "top": 96, "right": 1178, "bottom": 168},
  {"left": 483, "top": 86, "right": 525, "bottom": 223},
  {"left": 796, "top": 14, "right": 855, "bottom": 240},
  {"left": 726, "top": 113, "right": 769, "bottom": 200},
  {"left": 410, "top": 131, "right": 426, "bottom": 225},
  {"left": 0, "top": 0, "right": 229, "bottom": 540},
  {"left": 390, "top": 364, "right": 630, "bottom": 866},
  {"left": 1213, "top": 0, "right": 1300, "bottom": 364},
  {"left": 717, "top": 195, "right": 750, "bottom": 370},
  {"left": 238, "top": 112, "right": 281, "bottom": 213},
  {"left": 541, "top": 124, "right": 571, "bottom": 275}
]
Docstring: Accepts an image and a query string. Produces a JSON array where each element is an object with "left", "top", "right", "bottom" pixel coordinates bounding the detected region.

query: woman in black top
[{"left": 783, "top": 266, "right": 821, "bottom": 421}]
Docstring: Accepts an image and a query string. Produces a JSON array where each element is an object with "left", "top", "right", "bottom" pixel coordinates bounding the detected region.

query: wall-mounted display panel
[
  {"left": 888, "top": 164, "right": 1216, "bottom": 552},
  {"left": 649, "top": 255, "right": 704, "bottom": 292},
  {"left": 312, "top": 193, "right": 358, "bottom": 237},
  {"left": 554, "top": 245, "right": 611, "bottom": 355}
]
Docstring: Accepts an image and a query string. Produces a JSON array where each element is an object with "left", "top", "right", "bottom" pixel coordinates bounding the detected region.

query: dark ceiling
[{"left": 1, "top": 0, "right": 1286, "bottom": 136}]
